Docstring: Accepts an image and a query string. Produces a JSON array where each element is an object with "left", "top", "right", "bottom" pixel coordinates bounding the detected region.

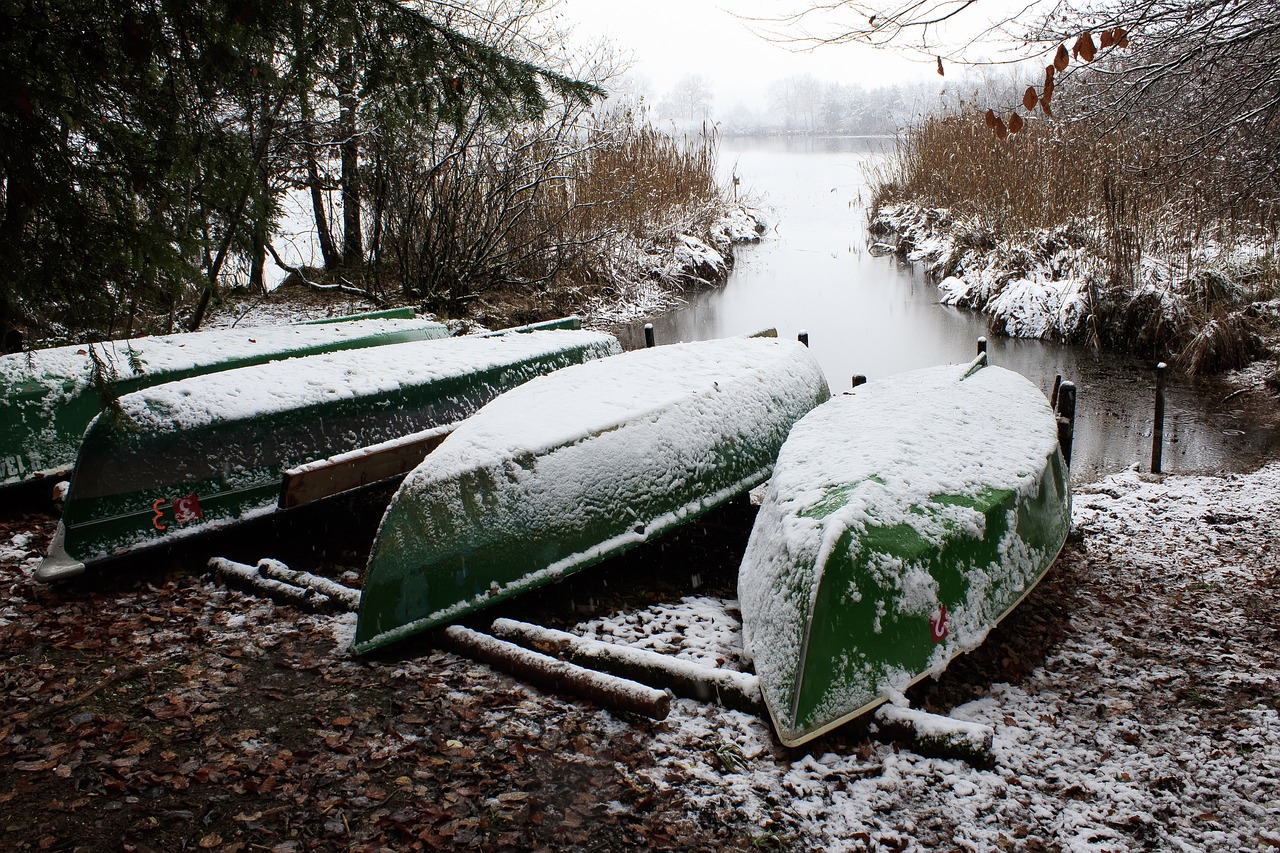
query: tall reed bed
[
  {"left": 871, "top": 113, "right": 1279, "bottom": 371},
  {"left": 572, "top": 119, "right": 723, "bottom": 240}
]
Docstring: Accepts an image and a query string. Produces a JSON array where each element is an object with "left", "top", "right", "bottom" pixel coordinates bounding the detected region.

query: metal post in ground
[
  {"left": 852, "top": 375, "right": 867, "bottom": 388},
  {"left": 1056, "top": 381, "right": 1076, "bottom": 469},
  {"left": 1151, "top": 362, "right": 1166, "bottom": 474},
  {"left": 977, "top": 337, "right": 988, "bottom": 357},
  {"left": 798, "top": 330, "right": 809, "bottom": 347},
  {"left": 644, "top": 323, "right": 655, "bottom": 348}
]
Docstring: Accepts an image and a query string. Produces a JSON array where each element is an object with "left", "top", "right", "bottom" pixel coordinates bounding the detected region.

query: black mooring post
[
  {"left": 798, "top": 330, "right": 809, "bottom": 347},
  {"left": 644, "top": 323, "right": 655, "bottom": 348},
  {"left": 1050, "top": 374, "right": 1062, "bottom": 410},
  {"left": 1056, "top": 381, "right": 1076, "bottom": 468},
  {"left": 852, "top": 374, "right": 867, "bottom": 388},
  {"left": 1151, "top": 362, "right": 1166, "bottom": 474},
  {"left": 977, "top": 336, "right": 988, "bottom": 357}
]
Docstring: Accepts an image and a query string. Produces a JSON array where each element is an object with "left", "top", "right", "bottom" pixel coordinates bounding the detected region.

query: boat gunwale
[{"left": 353, "top": 464, "right": 775, "bottom": 654}]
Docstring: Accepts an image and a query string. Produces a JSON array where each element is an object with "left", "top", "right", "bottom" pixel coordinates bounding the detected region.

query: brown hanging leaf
[
  {"left": 994, "top": 116, "right": 1008, "bottom": 139},
  {"left": 1054, "top": 44, "right": 1070, "bottom": 72},
  {"left": 1008, "top": 112, "right": 1024, "bottom": 133},
  {"left": 1045, "top": 64, "right": 1055, "bottom": 83},
  {"left": 1100, "top": 30, "right": 1114, "bottom": 49},
  {"left": 1113, "top": 27, "right": 1129, "bottom": 48},
  {"left": 1044, "top": 74, "right": 1055, "bottom": 101},
  {"left": 984, "top": 108, "right": 998, "bottom": 129},
  {"left": 1074, "top": 33, "right": 1096, "bottom": 62},
  {"left": 1040, "top": 96, "right": 1054, "bottom": 118},
  {"left": 937, "top": 56, "right": 944, "bottom": 76},
  {"left": 1023, "top": 86, "right": 1038, "bottom": 111}
]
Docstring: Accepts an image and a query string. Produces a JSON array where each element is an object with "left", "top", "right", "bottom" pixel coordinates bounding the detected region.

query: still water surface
[{"left": 618, "top": 136, "right": 1279, "bottom": 483}]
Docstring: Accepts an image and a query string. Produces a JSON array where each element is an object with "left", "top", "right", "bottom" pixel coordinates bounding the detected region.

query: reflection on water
[{"left": 618, "top": 135, "right": 1280, "bottom": 483}]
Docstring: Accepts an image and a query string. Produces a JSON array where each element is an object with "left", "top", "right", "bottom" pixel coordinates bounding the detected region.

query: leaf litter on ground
[{"left": 2, "top": 460, "right": 1279, "bottom": 851}]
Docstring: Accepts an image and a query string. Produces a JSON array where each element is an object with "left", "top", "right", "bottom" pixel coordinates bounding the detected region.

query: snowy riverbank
[
  {"left": 871, "top": 202, "right": 1280, "bottom": 380},
  {"left": 212, "top": 205, "right": 768, "bottom": 335},
  {"left": 2, "top": 461, "right": 1277, "bottom": 850}
]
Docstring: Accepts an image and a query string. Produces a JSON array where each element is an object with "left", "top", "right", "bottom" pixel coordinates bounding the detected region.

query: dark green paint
[{"left": 0, "top": 316, "right": 447, "bottom": 486}]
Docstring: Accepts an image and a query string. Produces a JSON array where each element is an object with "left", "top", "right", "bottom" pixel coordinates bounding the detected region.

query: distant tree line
[{"left": 646, "top": 71, "right": 942, "bottom": 137}]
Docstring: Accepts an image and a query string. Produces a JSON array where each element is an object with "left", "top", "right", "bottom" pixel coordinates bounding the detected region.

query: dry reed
[{"left": 381, "top": 112, "right": 729, "bottom": 312}]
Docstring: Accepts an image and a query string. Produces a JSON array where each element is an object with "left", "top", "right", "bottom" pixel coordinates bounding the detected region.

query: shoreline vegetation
[
  {"left": 0, "top": 0, "right": 767, "bottom": 353},
  {"left": 867, "top": 114, "right": 1280, "bottom": 383},
  {"left": 40, "top": 119, "right": 766, "bottom": 347}
]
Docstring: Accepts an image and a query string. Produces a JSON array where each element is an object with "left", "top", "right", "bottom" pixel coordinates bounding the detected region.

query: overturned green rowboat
[
  {"left": 353, "top": 334, "right": 832, "bottom": 654},
  {"left": 0, "top": 309, "right": 445, "bottom": 488},
  {"left": 37, "top": 326, "right": 620, "bottom": 581},
  {"left": 739, "top": 355, "right": 1071, "bottom": 746}
]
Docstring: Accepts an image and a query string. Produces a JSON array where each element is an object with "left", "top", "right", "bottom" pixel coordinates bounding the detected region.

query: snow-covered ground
[
  {"left": 3, "top": 459, "right": 1277, "bottom": 848},
  {"left": 583, "top": 207, "right": 767, "bottom": 327},
  {"left": 610, "top": 464, "right": 1280, "bottom": 852},
  {"left": 314, "top": 462, "right": 1274, "bottom": 850}
]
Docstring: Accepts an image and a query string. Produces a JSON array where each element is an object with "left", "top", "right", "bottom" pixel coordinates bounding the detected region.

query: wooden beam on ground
[
  {"left": 490, "top": 618, "right": 763, "bottom": 715},
  {"left": 872, "top": 703, "right": 995, "bottom": 768},
  {"left": 210, "top": 557, "right": 334, "bottom": 610},
  {"left": 278, "top": 423, "right": 455, "bottom": 509},
  {"left": 210, "top": 557, "right": 362, "bottom": 613},
  {"left": 256, "top": 559, "right": 362, "bottom": 611},
  {"left": 439, "top": 625, "right": 672, "bottom": 720}
]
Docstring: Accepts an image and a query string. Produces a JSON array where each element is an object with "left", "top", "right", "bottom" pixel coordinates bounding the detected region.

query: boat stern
[{"left": 34, "top": 521, "right": 87, "bottom": 582}]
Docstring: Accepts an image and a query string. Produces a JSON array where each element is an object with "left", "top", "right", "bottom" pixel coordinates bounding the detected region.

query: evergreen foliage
[{"left": 0, "top": 0, "right": 599, "bottom": 343}]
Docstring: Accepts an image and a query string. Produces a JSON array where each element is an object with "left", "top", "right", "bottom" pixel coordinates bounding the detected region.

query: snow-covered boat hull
[
  {"left": 739, "top": 356, "right": 1071, "bottom": 747},
  {"left": 37, "top": 328, "right": 620, "bottom": 581},
  {"left": 0, "top": 310, "right": 446, "bottom": 488},
  {"left": 353, "top": 336, "right": 832, "bottom": 654}
]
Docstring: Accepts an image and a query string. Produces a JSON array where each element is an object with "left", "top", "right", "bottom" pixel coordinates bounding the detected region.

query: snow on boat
[
  {"left": 36, "top": 328, "right": 620, "bottom": 581},
  {"left": 0, "top": 311, "right": 446, "bottom": 488},
  {"left": 739, "top": 354, "right": 1071, "bottom": 747},
  {"left": 353, "top": 335, "right": 832, "bottom": 654}
]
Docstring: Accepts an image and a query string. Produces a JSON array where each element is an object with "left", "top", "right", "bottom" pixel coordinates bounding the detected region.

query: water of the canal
[{"left": 618, "top": 135, "right": 1279, "bottom": 483}]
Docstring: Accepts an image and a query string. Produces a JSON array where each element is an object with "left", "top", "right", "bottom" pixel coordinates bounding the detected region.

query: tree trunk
[
  {"left": 248, "top": 129, "right": 270, "bottom": 294},
  {"left": 187, "top": 99, "right": 278, "bottom": 331},
  {"left": 300, "top": 89, "right": 341, "bottom": 269},
  {"left": 338, "top": 47, "right": 362, "bottom": 266}
]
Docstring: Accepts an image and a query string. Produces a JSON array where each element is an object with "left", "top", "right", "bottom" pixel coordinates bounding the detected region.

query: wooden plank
[{"left": 278, "top": 423, "right": 455, "bottom": 509}]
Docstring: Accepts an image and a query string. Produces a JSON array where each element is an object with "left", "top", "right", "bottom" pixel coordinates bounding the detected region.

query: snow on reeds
[{"left": 869, "top": 114, "right": 1280, "bottom": 374}]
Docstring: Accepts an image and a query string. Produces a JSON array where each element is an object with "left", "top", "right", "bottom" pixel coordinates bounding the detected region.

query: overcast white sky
[{"left": 558, "top": 0, "right": 939, "bottom": 108}]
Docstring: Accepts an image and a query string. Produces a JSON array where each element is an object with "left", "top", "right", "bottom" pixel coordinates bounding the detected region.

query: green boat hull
[
  {"left": 739, "top": 358, "right": 1071, "bottom": 746},
  {"left": 354, "top": 336, "right": 832, "bottom": 654},
  {"left": 0, "top": 314, "right": 447, "bottom": 487},
  {"left": 38, "top": 328, "right": 620, "bottom": 580}
]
